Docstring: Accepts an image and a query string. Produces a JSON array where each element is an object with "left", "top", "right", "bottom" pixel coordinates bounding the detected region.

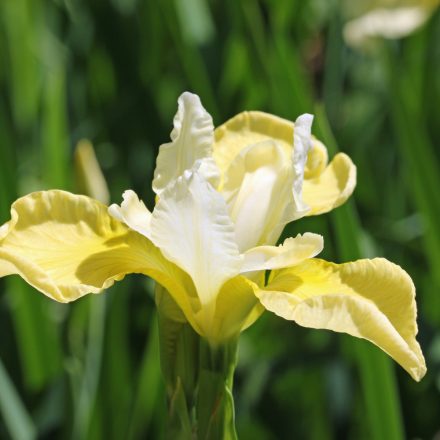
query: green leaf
[{"left": 0, "top": 358, "right": 36, "bottom": 440}]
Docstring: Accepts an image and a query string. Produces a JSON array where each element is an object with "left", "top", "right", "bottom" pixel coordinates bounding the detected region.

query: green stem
[
  {"left": 196, "top": 339, "right": 238, "bottom": 440},
  {"left": 156, "top": 285, "right": 238, "bottom": 440}
]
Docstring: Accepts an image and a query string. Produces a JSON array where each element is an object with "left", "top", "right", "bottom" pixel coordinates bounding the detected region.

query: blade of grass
[
  {"left": 41, "top": 58, "right": 70, "bottom": 189},
  {"left": 0, "top": 110, "right": 16, "bottom": 217},
  {"left": 0, "top": 358, "right": 36, "bottom": 440},
  {"left": 127, "top": 313, "right": 164, "bottom": 440},
  {"left": 0, "top": 0, "right": 41, "bottom": 131},
  {"left": 158, "top": 1, "right": 219, "bottom": 119},
  {"left": 6, "top": 279, "right": 61, "bottom": 390},
  {"left": 384, "top": 39, "right": 440, "bottom": 324},
  {"left": 71, "top": 296, "right": 106, "bottom": 440},
  {"left": 315, "top": 104, "right": 404, "bottom": 440},
  {"left": 102, "top": 285, "right": 133, "bottom": 440},
  {"left": 238, "top": 1, "right": 314, "bottom": 115}
]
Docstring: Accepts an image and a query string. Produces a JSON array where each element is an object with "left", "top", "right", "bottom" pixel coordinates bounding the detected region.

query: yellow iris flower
[{"left": 0, "top": 92, "right": 425, "bottom": 381}]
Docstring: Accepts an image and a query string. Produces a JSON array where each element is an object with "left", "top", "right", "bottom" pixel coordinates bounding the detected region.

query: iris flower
[
  {"left": 0, "top": 92, "right": 425, "bottom": 381},
  {"left": 343, "top": 0, "right": 439, "bottom": 48}
]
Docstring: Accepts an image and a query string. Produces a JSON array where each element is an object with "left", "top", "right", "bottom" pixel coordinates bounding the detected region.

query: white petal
[
  {"left": 241, "top": 233, "right": 323, "bottom": 273},
  {"left": 152, "top": 92, "right": 220, "bottom": 194},
  {"left": 151, "top": 170, "right": 242, "bottom": 312},
  {"left": 108, "top": 190, "right": 152, "bottom": 239},
  {"left": 344, "top": 7, "right": 429, "bottom": 47},
  {"left": 222, "top": 140, "right": 294, "bottom": 251},
  {"left": 292, "top": 113, "right": 313, "bottom": 219},
  {"left": 0, "top": 223, "right": 9, "bottom": 240}
]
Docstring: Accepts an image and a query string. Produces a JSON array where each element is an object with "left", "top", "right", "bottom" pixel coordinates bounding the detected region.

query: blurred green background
[{"left": 1, "top": 0, "right": 439, "bottom": 439}]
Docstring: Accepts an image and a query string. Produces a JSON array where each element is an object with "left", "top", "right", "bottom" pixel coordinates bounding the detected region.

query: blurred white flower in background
[{"left": 343, "top": 0, "right": 439, "bottom": 47}]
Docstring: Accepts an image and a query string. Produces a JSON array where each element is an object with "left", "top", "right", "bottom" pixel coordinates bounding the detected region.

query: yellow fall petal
[
  {"left": 302, "top": 153, "right": 356, "bottom": 216},
  {"left": 254, "top": 258, "right": 426, "bottom": 381},
  {"left": 0, "top": 190, "right": 147, "bottom": 301},
  {"left": 0, "top": 190, "right": 202, "bottom": 331}
]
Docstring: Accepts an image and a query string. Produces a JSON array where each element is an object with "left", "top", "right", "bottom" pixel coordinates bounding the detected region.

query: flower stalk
[{"left": 157, "top": 284, "right": 238, "bottom": 439}]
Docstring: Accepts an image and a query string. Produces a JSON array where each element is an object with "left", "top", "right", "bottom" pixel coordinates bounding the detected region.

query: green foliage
[{"left": 0, "top": 1, "right": 439, "bottom": 438}]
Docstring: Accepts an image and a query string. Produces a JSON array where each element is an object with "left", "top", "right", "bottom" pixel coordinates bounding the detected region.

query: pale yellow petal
[
  {"left": 0, "top": 190, "right": 202, "bottom": 331},
  {"left": 151, "top": 170, "right": 242, "bottom": 320},
  {"left": 242, "top": 233, "right": 323, "bottom": 272},
  {"left": 198, "top": 275, "right": 259, "bottom": 344},
  {"left": 108, "top": 190, "right": 152, "bottom": 239},
  {"left": 302, "top": 153, "right": 357, "bottom": 216},
  {"left": 214, "top": 111, "right": 328, "bottom": 178},
  {"left": 254, "top": 258, "right": 426, "bottom": 381},
  {"left": 153, "top": 92, "right": 219, "bottom": 194},
  {"left": 305, "top": 139, "right": 328, "bottom": 179},
  {"left": 0, "top": 190, "right": 152, "bottom": 302},
  {"left": 214, "top": 111, "right": 354, "bottom": 218},
  {"left": 214, "top": 111, "right": 293, "bottom": 176},
  {"left": 222, "top": 140, "right": 293, "bottom": 250}
]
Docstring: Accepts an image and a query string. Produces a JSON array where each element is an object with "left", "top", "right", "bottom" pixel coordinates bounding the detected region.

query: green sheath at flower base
[
  {"left": 0, "top": 92, "right": 426, "bottom": 438},
  {"left": 156, "top": 284, "right": 238, "bottom": 440}
]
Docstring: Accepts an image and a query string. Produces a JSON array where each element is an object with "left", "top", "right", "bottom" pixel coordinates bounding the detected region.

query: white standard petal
[
  {"left": 152, "top": 92, "right": 220, "bottom": 194},
  {"left": 291, "top": 114, "right": 313, "bottom": 220},
  {"left": 222, "top": 140, "right": 294, "bottom": 251},
  {"left": 151, "top": 170, "right": 242, "bottom": 312},
  {"left": 108, "top": 190, "right": 152, "bottom": 239},
  {"left": 241, "top": 233, "right": 324, "bottom": 273}
]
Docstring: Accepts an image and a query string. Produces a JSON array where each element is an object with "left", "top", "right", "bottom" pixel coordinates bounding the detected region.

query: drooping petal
[
  {"left": 222, "top": 140, "right": 294, "bottom": 250},
  {"left": 108, "top": 190, "right": 152, "bottom": 239},
  {"left": 302, "top": 153, "right": 356, "bottom": 216},
  {"left": 241, "top": 233, "right": 323, "bottom": 272},
  {"left": 0, "top": 191, "right": 171, "bottom": 304},
  {"left": 153, "top": 92, "right": 219, "bottom": 194},
  {"left": 291, "top": 114, "right": 313, "bottom": 219},
  {"left": 151, "top": 170, "right": 242, "bottom": 318},
  {"left": 0, "top": 191, "right": 205, "bottom": 333},
  {"left": 254, "top": 258, "right": 426, "bottom": 381}
]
